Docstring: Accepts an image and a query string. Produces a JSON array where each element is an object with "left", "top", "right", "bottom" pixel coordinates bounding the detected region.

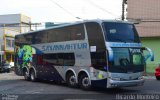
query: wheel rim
[
  {"left": 31, "top": 71, "right": 35, "bottom": 80},
  {"left": 24, "top": 71, "right": 28, "bottom": 79},
  {"left": 69, "top": 75, "right": 76, "bottom": 85},
  {"left": 82, "top": 77, "right": 90, "bottom": 87}
]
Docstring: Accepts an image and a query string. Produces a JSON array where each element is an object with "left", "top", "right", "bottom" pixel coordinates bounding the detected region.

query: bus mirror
[
  {"left": 141, "top": 47, "right": 146, "bottom": 50},
  {"left": 142, "top": 47, "right": 154, "bottom": 62},
  {"left": 107, "top": 47, "right": 114, "bottom": 61}
]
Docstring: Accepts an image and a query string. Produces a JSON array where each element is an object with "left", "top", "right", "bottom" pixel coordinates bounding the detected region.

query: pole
[{"left": 122, "top": 0, "right": 125, "bottom": 20}]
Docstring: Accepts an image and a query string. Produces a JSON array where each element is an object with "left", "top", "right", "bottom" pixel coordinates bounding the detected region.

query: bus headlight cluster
[{"left": 138, "top": 76, "right": 144, "bottom": 80}]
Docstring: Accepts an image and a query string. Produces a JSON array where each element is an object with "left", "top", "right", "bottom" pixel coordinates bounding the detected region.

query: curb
[{"left": 143, "top": 76, "right": 156, "bottom": 79}]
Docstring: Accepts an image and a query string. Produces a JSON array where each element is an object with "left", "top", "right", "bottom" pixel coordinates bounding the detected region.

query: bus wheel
[
  {"left": 66, "top": 73, "right": 77, "bottom": 87},
  {"left": 23, "top": 69, "right": 30, "bottom": 81},
  {"left": 30, "top": 70, "right": 37, "bottom": 82},
  {"left": 79, "top": 74, "right": 91, "bottom": 90}
]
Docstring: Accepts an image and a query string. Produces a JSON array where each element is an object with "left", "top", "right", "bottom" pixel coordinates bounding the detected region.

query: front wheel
[
  {"left": 79, "top": 74, "right": 91, "bottom": 90},
  {"left": 23, "top": 69, "right": 30, "bottom": 81},
  {"left": 30, "top": 70, "right": 37, "bottom": 82}
]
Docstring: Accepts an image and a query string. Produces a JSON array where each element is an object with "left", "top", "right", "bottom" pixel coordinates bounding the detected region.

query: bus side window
[
  {"left": 47, "top": 30, "right": 57, "bottom": 42},
  {"left": 42, "top": 53, "right": 75, "bottom": 66},
  {"left": 85, "top": 22, "right": 105, "bottom": 51},
  {"left": 34, "top": 31, "right": 48, "bottom": 44},
  {"left": 86, "top": 22, "right": 107, "bottom": 70},
  {"left": 69, "top": 24, "right": 85, "bottom": 40},
  {"left": 24, "top": 34, "right": 33, "bottom": 44},
  {"left": 63, "top": 53, "right": 75, "bottom": 66},
  {"left": 91, "top": 51, "right": 106, "bottom": 69},
  {"left": 56, "top": 53, "right": 75, "bottom": 66}
]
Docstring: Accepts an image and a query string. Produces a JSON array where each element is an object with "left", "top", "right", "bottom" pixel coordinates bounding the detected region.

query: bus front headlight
[{"left": 138, "top": 76, "right": 144, "bottom": 80}]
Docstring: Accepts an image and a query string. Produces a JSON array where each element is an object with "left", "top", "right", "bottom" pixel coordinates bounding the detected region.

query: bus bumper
[{"left": 107, "top": 79, "right": 145, "bottom": 88}]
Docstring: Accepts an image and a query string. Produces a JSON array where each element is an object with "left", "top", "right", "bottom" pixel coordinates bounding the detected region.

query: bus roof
[{"left": 15, "top": 19, "right": 133, "bottom": 36}]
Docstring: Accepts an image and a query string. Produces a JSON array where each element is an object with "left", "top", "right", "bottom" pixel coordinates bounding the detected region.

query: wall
[
  {"left": 0, "top": 14, "right": 31, "bottom": 33},
  {"left": 127, "top": 0, "right": 160, "bottom": 37},
  {"left": 141, "top": 37, "right": 160, "bottom": 73},
  {"left": 127, "top": 0, "right": 160, "bottom": 20}
]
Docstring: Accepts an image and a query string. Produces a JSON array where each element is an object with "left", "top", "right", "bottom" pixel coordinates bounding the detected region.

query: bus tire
[
  {"left": 23, "top": 69, "right": 30, "bottom": 81},
  {"left": 30, "top": 69, "right": 37, "bottom": 82},
  {"left": 79, "top": 73, "right": 91, "bottom": 90},
  {"left": 66, "top": 72, "right": 77, "bottom": 87}
]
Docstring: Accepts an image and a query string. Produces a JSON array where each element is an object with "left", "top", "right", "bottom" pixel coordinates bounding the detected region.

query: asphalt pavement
[{"left": 0, "top": 72, "right": 160, "bottom": 100}]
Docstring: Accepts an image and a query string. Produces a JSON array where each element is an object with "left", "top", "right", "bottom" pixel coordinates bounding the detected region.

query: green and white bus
[{"left": 15, "top": 20, "right": 154, "bottom": 89}]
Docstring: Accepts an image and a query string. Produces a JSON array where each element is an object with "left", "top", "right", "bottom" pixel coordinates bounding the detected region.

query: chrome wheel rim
[
  {"left": 31, "top": 72, "right": 34, "bottom": 80},
  {"left": 24, "top": 71, "right": 28, "bottom": 79},
  {"left": 69, "top": 75, "right": 76, "bottom": 85},
  {"left": 82, "top": 77, "right": 90, "bottom": 87}
]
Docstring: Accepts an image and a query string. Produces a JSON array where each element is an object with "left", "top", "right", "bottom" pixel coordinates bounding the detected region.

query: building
[
  {"left": 127, "top": 0, "right": 160, "bottom": 73},
  {"left": 0, "top": 14, "right": 31, "bottom": 64}
]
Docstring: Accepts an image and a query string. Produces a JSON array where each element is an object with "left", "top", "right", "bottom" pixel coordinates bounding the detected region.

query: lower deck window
[{"left": 43, "top": 53, "right": 75, "bottom": 66}]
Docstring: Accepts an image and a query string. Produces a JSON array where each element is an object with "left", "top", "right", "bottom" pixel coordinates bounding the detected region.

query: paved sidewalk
[
  {"left": 0, "top": 71, "right": 23, "bottom": 80},
  {"left": 144, "top": 75, "right": 156, "bottom": 79}
]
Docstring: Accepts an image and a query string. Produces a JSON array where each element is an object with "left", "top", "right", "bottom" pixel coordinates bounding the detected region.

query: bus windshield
[
  {"left": 108, "top": 48, "right": 145, "bottom": 73},
  {"left": 103, "top": 22, "right": 140, "bottom": 43}
]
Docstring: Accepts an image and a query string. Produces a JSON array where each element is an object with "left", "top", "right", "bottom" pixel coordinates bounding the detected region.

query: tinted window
[
  {"left": 43, "top": 53, "right": 75, "bottom": 66},
  {"left": 48, "top": 24, "right": 85, "bottom": 42},
  {"left": 24, "top": 34, "right": 33, "bottom": 44},
  {"left": 69, "top": 24, "right": 85, "bottom": 40},
  {"left": 108, "top": 48, "right": 144, "bottom": 73},
  {"left": 15, "top": 35, "right": 30, "bottom": 45},
  {"left": 86, "top": 22, "right": 105, "bottom": 51},
  {"left": 34, "top": 31, "right": 48, "bottom": 44},
  {"left": 16, "top": 24, "right": 85, "bottom": 45},
  {"left": 103, "top": 22, "right": 140, "bottom": 43},
  {"left": 86, "top": 22, "right": 107, "bottom": 71},
  {"left": 48, "top": 29, "right": 60, "bottom": 42},
  {"left": 90, "top": 51, "right": 107, "bottom": 71}
]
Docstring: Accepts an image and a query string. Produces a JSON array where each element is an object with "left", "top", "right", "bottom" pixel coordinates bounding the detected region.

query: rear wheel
[
  {"left": 23, "top": 69, "right": 30, "bottom": 81},
  {"left": 66, "top": 73, "right": 77, "bottom": 87},
  {"left": 156, "top": 76, "right": 160, "bottom": 80},
  {"left": 79, "top": 74, "right": 91, "bottom": 90},
  {"left": 30, "top": 70, "right": 37, "bottom": 82}
]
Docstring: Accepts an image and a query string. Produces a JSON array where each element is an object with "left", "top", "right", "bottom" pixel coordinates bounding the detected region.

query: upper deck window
[
  {"left": 86, "top": 22, "right": 105, "bottom": 51},
  {"left": 103, "top": 22, "right": 140, "bottom": 43}
]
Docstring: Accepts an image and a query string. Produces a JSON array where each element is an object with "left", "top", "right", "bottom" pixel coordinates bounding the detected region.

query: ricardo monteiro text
[{"left": 116, "top": 94, "right": 160, "bottom": 100}]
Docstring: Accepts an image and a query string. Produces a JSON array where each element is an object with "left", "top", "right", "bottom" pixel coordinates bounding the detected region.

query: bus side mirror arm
[
  {"left": 142, "top": 47, "right": 154, "bottom": 61},
  {"left": 107, "top": 47, "right": 114, "bottom": 62}
]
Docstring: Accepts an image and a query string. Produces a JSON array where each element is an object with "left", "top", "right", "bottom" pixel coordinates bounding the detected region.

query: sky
[{"left": 0, "top": 0, "right": 122, "bottom": 23}]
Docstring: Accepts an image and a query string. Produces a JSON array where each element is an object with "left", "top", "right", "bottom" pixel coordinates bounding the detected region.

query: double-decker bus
[{"left": 15, "top": 20, "right": 154, "bottom": 89}]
